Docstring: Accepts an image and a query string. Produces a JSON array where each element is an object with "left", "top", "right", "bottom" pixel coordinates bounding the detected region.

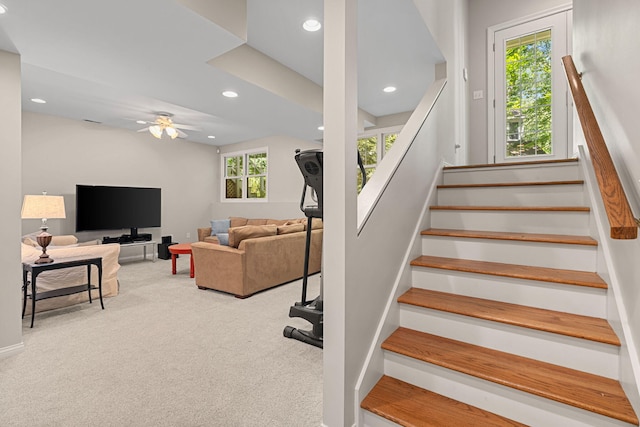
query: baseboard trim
[{"left": 0, "top": 342, "right": 24, "bottom": 359}]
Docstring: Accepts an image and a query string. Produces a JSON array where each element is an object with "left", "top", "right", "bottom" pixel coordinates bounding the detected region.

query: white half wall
[
  {"left": 21, "top": 111, "right": 218, "bottom": 249},
  {"left": 0, "top": 50, "right": 24, "bottom": 357}
]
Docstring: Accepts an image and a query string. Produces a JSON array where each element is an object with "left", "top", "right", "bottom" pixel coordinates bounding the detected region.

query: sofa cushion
[
  {"left": 267, "top": 219, "right": 289, "bottom": 226},
  {"left": 203, "top": 235, "right": 220, "bottom": 244},
  {"left": 277, "top": 223, "right": 305, "bottom": 235},
  {"left": 210, "top": 219, "right": 230, "bottom": 235},
  {"left": 228, "top": 224, "right": 277, "bottom": 248},
  {"left": 230, "top": 217, "right": 248, "bottom": 228},
  {"left": 246, "top": 218, "right": 268, "bottom": 226}
]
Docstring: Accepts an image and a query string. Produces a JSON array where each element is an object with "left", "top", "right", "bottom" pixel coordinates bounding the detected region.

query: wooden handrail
[{"left": 562, "top": 55, "right": 637, "bottom": 239}]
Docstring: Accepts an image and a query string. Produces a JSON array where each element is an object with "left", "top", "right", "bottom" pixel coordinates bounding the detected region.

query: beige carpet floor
[{"left": 0, "top": 258, "right": 322, "bottom": 426}]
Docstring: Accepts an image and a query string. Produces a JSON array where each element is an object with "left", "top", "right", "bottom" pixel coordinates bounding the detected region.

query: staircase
[{"left": 361, "top": 159, "right": 639, "bottom": 426}]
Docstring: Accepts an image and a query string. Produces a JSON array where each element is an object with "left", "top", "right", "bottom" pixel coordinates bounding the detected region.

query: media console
[
  {"left": 119, "top": 240, "right": 157, "bottom": 262},
  {"left": 101, "top": 234, "right": 156, "bottom": 262}
]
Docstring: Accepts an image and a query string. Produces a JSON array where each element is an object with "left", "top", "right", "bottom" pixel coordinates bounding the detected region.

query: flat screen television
[{"left": 76, "top": 185, "right": 161, "bottom": 237}]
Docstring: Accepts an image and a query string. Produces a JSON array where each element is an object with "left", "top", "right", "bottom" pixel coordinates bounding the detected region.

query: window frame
[{"left": 220, "top": 147, "right": 269, "bottom": 203}]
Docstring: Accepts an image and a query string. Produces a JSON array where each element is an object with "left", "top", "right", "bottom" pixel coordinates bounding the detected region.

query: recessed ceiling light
[
  {"left": 383, "top": 86, "right": 397, "bottom": 93},
  {"left": 0, "top": 4, "right": 7, "bottom": 14},
  {"left": 136, "top": 120, "right": 146, "bottom": 124},
  {"left": 30, "top": 98, "right": 46, "bottom": 104},
  {"left": 303, "top": 19, "right": 321, "bottom": 32},
  {"left": 208, "top": 135, "right": 216, "bottom": 139},
  {"left": 317, "top": 126, "right": 324, "bottom": 131},
  {"left": 222, "top": 90, "right": 238, "bottom": 98}
]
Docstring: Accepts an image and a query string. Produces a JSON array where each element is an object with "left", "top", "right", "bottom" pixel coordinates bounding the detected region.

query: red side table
[{"left": 168, "top": 243, "right": 194, "bottom": 278}]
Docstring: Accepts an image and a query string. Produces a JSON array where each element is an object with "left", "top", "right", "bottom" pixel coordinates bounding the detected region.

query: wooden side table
[
  {"left": 168, "top": 243, "right": 194, "bottom": 278},
  {"left": 22, "top": 257, "right": 103, "bottom": 328}
]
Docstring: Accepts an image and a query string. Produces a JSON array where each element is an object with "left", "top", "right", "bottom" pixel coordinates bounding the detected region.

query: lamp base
[
  {"left": 35, "top": 231, "right": 54, "bottom": 264},
  {"left": 34, "top": 254, "right": 54, "bottom": 264}
]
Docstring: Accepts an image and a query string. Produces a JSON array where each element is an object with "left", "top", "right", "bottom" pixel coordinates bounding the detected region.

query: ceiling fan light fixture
[
  {"left": 149, "top": 125, "right": 163, "bottom": 139},
  {"left": 165, "top": 126, "right": 178, "bottom": 139}
]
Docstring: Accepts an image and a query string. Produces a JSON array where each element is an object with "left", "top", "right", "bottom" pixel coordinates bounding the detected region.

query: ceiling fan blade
[
  {"left": 177, "top": 129, "right": 188, "bottom": 138},
  {"left": 172, "top": 123, "right": 200, "bottom": 131},
  {"left": 137, "top": 127, "right": 150, "bottom": 132}
]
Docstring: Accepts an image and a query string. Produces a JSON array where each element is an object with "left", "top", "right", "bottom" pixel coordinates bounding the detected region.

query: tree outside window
[
  {"left": 357, "top": 127, "right": 400, "bottom": 192},
  {"left": 505, "top": 29, "right": 552, "bottom": 157},
  {"left": 223, "top": 149, "right": 268, "bottom": 201}
]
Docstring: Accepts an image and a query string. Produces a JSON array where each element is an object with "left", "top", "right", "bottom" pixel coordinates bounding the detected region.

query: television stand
[{"left": 119, "top": 240, "right": 157, "bottom": 262}]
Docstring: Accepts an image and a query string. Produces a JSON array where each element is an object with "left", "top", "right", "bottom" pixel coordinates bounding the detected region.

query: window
[
  {"left": 356, "top": 127, "right": 400, "bottom": 192},
  {"left": 222, "top": 148, "right": 268, "bottom": 201}
]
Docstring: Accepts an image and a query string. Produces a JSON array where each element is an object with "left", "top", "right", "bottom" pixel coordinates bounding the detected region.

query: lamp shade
[{"left": 21, "top": 195, "right": 66, "bottom": 219}]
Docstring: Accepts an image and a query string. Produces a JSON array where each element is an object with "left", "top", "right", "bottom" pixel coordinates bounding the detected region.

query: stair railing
[{"left": 562, "top": 55, "right": 638, "bottom": 239}]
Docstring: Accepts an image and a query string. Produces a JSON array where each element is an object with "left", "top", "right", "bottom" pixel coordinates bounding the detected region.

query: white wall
[
  {"left": 0, "top": 50, "right": 24, "bottom": 358},
  {"left": 467, "top": 0, "right": 570, "bottom": 164},
  {"left": 414, "top": 0, "right": 468, "bottom": 166},
  {"left": 573, "top": 0, "right": 640, "bottom": 407},
  {"left": 21, "top": 112, "right": 218, "bottom": 252},
  {"left": 214, "top": 135, "right": 320, "bottom": 220}
]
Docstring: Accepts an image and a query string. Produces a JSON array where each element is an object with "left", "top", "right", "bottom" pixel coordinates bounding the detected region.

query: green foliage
[{"left": 505, "top": 30, "right": 552, "bottom": 157}]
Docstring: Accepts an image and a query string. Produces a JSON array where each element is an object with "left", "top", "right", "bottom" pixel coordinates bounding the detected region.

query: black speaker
[
  {"left": 161, "top": 235, "right": 172, "bottom": 244},
  {"left": 157, "top": 242, "right": 178, "bottom": 260}
]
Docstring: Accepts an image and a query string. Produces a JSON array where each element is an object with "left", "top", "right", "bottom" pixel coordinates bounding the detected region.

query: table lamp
[{"left": 21, "top": 192, "right": 66, "bottom": 264}]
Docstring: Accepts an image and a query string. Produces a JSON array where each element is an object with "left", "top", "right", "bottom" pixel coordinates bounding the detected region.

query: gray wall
[
  {"left": 21, "top": 111, "right": 218, "bottom": 253},
  {"left": 573, "top": 0, "right": 640, "bottom": 406},
  {"left": 467, "top": 0, "right": 570, "bottom": 164},
  {"left": 0, "top": 50, "right": 23, "bottom": 357}
]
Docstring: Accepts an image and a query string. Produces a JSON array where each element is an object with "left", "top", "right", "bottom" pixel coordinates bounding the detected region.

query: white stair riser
[
  {"left": 443, "top": 164, "right": 580, "bottom": 185},
  {"left": 430, "top": 209, "right": 590, "bottom": 235},
  {"left": 411, "top": 268, "right": 607, "bottom": 318},
  {"left": 384, "top": 354, "right": 635, "bottom": 427},
  {"left": 399, "top": 306, "right": 619, "bottom": 379},
  {"left": 421, "top": 237, "right": 597, "bottom": 271},
  {"left": 437, "top": 184, "right": 586, "bottom": 207},
  {"left": 362, "top": 411, "right": 400, "bottom": 427}
]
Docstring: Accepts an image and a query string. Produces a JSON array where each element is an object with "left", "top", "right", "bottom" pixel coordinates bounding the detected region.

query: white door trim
[{"left": 487, "top": 3, "right": 573, "bottom": 164}]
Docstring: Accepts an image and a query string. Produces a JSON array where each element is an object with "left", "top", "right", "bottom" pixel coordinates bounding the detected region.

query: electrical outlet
[
  {"left": 473, "top": 90, "right": 483, "bottom": 100},
  {"left": 186, "top": 232, "right": 191, "bottom": 239}
]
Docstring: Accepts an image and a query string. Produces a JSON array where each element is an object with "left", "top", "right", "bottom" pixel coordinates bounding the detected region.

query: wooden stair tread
[
  {"left": 399, "top": 288, "right": 619, "bottom": 345},
  {"left": 361, "top": 375, "right": 527, "bottom": 427},
  {"left": 383, "top": 328, "right": 638, "bottom": 425},
  {"left": 410, "top": 255, "right": 607, "bottom": 289},
  {"left": 437, "top": 180, "right": 584, "bottom": 189},
  {"left": 444, "top": 158, "right": 578, "bottom": 170},
  {"left": 430, "top": 205, "right": 590, "bottom": 212},
  {"left": 421, "top": 228, "right": 598, "bottom": 246}
]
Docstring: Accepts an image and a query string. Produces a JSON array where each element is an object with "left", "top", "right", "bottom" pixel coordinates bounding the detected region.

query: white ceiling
[{"left": 0, "top": 0, "right": 443, "bottom": 146}]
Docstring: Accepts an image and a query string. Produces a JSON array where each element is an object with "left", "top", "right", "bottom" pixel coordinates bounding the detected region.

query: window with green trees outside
[
  {"left": 505, "top": 29, "right": 552, "bottom": 157},
  {"left": 223, "top": 149, "right": 267, "bottom": 200}
]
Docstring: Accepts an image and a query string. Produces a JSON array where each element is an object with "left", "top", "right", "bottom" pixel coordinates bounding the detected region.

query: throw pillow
[
  {"left": 277, "top": 223, "right": 305, "bottom": 235},
  {"left": 228, "top": 225, "right": 277, "bottom": 248},
  {"left": 216, "top": 233, "right": 229, "bottom": 246},
  {"left": 210, "top": 219, "right": 230, "bottom": 235}
]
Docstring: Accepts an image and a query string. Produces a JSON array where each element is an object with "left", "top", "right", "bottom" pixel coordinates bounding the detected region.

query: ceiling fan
[{"left": 137, "top": 112, "right": 198, "bottom": 140}]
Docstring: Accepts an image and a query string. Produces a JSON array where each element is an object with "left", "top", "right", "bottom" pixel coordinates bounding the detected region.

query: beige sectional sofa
[
  {"left": 192, "top": 217, "right": 322, "bottom": 298},
  {"left": 21, "top": 235, "right": 121, "bottom": 314}
]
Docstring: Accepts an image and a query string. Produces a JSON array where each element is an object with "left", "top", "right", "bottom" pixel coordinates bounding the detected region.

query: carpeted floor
[{"left": 0, "top": 258, "right": 322, "bottom": 427}]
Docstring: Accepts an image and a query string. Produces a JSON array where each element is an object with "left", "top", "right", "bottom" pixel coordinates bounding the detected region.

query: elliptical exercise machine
[
  {"left": 283, "top": 149, "right": 324, "bottom": 348},
  {"left": 283, "top": 149, "right": 367, "bottom": 349}
]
